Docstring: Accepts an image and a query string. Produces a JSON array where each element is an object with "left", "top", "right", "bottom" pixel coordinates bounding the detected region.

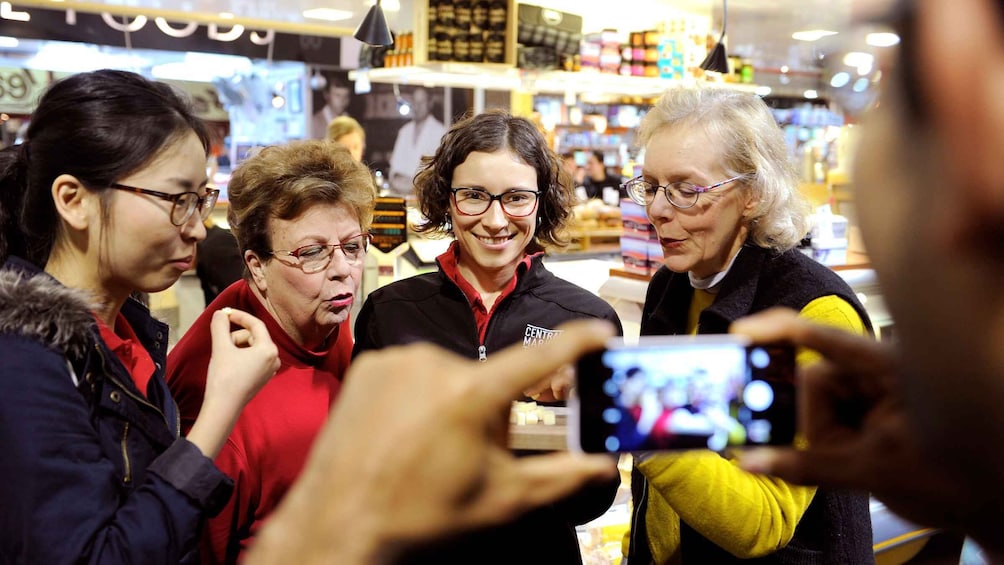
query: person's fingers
[
  {"left": 482, "top": 320, "right": 614, "bottom": 405},
  {"left": 231, "top": 329, "right": 252, "bottom": 347},
  {"left": 222, "top": 308, "right": 275, "bottom": 353},
  {"left": 551, "top": 365, "right": 574, "bottom": 401},
  {"left": 731, "top": 308, "right": 890, "bottom": 375},
  {"left": 481, "top": 452, "right": 618, "bottom": 520},
  {"left": 738, "top": 446, "right": 863, "bottom": 488},
  {"left": 209, "top": 308, "right": 234, "bottom": 351}
]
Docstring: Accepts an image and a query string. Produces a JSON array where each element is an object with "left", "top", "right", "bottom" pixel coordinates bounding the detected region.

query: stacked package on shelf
[
  {"left": 620, "top": 199, "right": 662, "bottom": 275},
  {"left": 657, "top": 13, "right": 711, "bottom": 80}
]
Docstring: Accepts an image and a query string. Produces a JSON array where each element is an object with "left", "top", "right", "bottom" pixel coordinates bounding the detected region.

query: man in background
[
  {"left": 311, "top": 71, "right": 353, "bottom": 140},
  {"left": 388, "top": 87, "right": 447, "bottom": 197}
]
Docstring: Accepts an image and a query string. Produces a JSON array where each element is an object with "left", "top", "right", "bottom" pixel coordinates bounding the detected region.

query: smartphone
[{"left": 569, "top": 335, "right": 796, "bottom": 453}]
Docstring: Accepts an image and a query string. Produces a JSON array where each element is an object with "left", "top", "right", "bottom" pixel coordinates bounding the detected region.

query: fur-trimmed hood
[{"left": 0, "top": 268, "right": 95, "bottom": 360}]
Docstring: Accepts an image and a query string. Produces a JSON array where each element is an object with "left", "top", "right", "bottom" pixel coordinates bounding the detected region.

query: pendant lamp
[
  {"left": 353, "top": 0, "right": 393, "bottom": 46},
  {"left": 700, "top": 0, "right": 731, "bottom": 73}
]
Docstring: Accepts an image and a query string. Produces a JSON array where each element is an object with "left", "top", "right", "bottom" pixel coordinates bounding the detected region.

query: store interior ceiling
[{"left": 0, "top": 0, "right": 876, "bottom": 98}]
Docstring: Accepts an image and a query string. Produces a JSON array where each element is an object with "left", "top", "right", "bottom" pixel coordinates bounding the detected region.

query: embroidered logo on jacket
[{"left": 523, "top": 324, "right": 562, "bottom": 347}]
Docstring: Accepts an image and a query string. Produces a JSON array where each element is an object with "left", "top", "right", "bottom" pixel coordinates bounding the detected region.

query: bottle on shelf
[{"left": 472, "top": 0, "right": 489, "bottom": 31}]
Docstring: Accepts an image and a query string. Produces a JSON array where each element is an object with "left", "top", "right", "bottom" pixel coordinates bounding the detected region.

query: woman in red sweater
[{"left": 167, "top": 139, "right": 375, "bottom": 564}]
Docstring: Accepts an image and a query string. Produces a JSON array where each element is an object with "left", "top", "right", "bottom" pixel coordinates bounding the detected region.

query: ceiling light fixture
[
  {"left": 353, "top": 0, "right": 393, "bottom": 46},
  {"left": 302, "top": 8, "right": 354, "bottom": 22},
  {"left": 866, "top": 32, "right": 900, "bottom": 47},
  {"left": 700, "top": 0, "right": 730, "bottom": 74},
  {"left": 792, "top": 29, "right": 838, "bottom": 42}
]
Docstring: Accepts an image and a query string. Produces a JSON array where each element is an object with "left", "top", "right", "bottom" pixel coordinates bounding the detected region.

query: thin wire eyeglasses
[
  {"left": 108, "top": 183, "right": 220, "bottom": 226},
  {"left": 449, "top": 187, "right": 540, "bottom": 217},
  {"left": 622, "top": 175, "right": 747, "bottom": 209},
  {"left": 268, "top": 233, "right": 372, "bottom": 274}
]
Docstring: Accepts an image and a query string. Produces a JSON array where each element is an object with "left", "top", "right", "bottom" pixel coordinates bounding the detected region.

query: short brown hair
[
  {"left": 227, "top": 140, "right": 375, "bottom": 265},
  {"left": 413, "top": 109, "right": 573, "bottom": 251}
]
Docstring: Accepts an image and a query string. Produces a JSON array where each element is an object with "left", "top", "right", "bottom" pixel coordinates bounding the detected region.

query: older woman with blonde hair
[
  {"left": 326, "top": 115, "right": 365, "bottom": 162},
  {"left": 167, "top": 140, "right": 374, "bottom": 564},
  {"left": 623, "top": 86, "right": 875, "bottom": 564}
]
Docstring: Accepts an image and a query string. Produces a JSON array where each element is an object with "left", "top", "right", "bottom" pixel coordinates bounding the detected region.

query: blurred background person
[
  {"left": 354, "top": 109, "right": 621, "bottom": 564},
  {"left": 560, "top": 151, "right": 587, "bottom": 200},
  {"left": 387, "top": 86, "right": 446, "bottom": 197},
  {"left": 196, "top": 217, "right": 244, "bottom": 306},
  {"left": 582, "top": 150, "right": 623, "bottom": 204},
  {"left": 167, "top": 140, "right": 375, "bottom": 564},
  {"left": 326, "top": 115, "right": 366, "bottom": 163},
  {"left": 310, "top": 71, "right": 352, "bottom": 140},
  {"left": 623, "top": 86, "right": 874, "bottom": 564}
]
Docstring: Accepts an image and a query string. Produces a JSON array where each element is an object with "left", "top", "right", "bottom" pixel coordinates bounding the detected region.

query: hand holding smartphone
[{"left": 569, "top": 335, "right": 795, "bottom": 453}]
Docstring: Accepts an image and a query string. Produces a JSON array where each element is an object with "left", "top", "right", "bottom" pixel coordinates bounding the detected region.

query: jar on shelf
[
  {"left": 437, "top": 0, "right": 455, "bottom": 28},
  {"left": 488, "top": 0, "right": 507, "bottom": 32},
  {"left": 485, "top": 32, "right": 506, "bottom": 63},
  {"left": 469, "top": 32, "right": 486, "bottom": 62},
  {"left": 454, "top": 33, "right": 472, "bottom": 62},
  {"left": 455, "top": 0, "right": 472, "bottom": 28},
  {"left": 472, "top": 0, "right": 490, "bottom": 31},
  {"left": 435, "top": 30, "right": 455, "bottom": 61}
]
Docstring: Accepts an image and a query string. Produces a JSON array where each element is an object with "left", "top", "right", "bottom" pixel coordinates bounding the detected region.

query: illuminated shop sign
[{"left": 0, "top": 5, "right": 341, "bottom": 64}]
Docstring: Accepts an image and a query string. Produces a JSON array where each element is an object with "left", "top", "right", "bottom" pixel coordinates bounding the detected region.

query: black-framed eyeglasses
[
  {"left": 108, "top": 183, "right": 220, "bottom": 227},
  {"left": 268, "top": 233, "right": 372, "bottom": 274},
  {"left": 449, "top": 187, "right": 540, "bottom": 217},
  {"left": 622, "top": 175, "right": 747, "bottom": 209}
]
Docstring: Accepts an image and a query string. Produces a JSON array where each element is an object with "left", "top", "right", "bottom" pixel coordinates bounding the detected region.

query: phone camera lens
[
  {"left": 750, "top": 347, "right": 771, "bottom": 369},
  {"left": 743, "top": 380, "right": 775, "bottom": 411}
]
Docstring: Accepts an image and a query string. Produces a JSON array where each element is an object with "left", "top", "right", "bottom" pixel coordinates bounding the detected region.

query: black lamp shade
[
  {"left": 700, "top": 40, "right": 730, "bottom": 73},
  {"left": 354, "top": 2, "right": 393, "bottom": 46}
]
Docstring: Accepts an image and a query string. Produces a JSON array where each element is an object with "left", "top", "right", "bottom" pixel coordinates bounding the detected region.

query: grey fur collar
[{"left": 0, "top": 269, "right": 95, "bottom": 359}]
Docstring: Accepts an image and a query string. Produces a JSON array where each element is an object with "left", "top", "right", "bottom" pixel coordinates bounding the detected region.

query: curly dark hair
[{"left": 412, "top": 109, "right": 573, "bottom": 251}]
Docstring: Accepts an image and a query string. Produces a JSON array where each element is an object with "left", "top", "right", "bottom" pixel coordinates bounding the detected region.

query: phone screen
[{"left": 573, "top": 336, "right": 796, "bottom": 453}]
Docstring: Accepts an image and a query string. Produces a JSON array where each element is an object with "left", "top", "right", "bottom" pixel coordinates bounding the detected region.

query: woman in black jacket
[{"left": 354, "top": 109, "right": 622, "bottom": 564}]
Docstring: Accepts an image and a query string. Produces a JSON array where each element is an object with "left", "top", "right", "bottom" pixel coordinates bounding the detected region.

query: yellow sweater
[{"left": 628, "top": 293, "right": 867, "bottom": 564}]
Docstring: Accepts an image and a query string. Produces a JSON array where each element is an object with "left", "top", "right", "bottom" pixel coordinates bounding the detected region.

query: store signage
[
  {"left": 0, "top": 67, "right": 63, "bottom": 114},
  {"left": 0, "top": 65, "right": 229, "bottom": 121},
  {"left": 0, "top": 5, "right": 341, "bottom": 65}
]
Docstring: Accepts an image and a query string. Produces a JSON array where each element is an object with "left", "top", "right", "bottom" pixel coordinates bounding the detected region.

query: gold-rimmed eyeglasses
[{"left": 268, "top": 233, "right": 372, "bottom": 274}]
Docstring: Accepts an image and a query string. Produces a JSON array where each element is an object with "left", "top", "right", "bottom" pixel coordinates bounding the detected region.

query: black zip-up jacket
[
  {"left": 628, "top": 245, "right": 875, "bottom": 565},
  {"left": 353, "top": 253, "right": 623, "bottom": 565}
]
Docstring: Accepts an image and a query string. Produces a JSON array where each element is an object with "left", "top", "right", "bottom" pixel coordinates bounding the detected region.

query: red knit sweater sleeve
[
  {"left": 201, "top": 437, "right": 253, "bottom": 564},
  {"left": 165, "top": 285, "right": 225, "bottom": 435}
]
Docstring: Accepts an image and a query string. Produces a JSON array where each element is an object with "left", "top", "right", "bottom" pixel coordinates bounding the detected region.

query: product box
[
  {"left": 620, "top": 199, "right": 657, "bottom": 240},
  {"left": 809, "top": 212, "right": 849, "bottom": 241},
  {"left": 811, "top": 237, "right": 848, "bottom": 266},
  {"left": 620, "top": 235, "right": 650, "bottom": 275}
]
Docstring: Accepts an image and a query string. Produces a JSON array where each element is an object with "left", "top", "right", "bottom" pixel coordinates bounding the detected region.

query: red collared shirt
[
  {"left": 438, "top": 242, "right": 540, "bottom": 343},
  {"left": 94, "top": 312, "right": 156, "bottom": 398}
]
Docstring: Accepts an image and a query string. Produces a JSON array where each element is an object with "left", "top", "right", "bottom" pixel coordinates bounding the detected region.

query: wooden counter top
[{"left": 509, "top": 409, "right": 568, "bottom": 451}]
